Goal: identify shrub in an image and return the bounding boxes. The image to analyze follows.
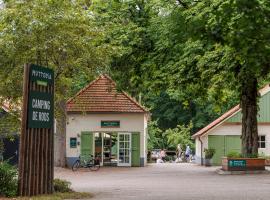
[245,153,258,158]
[227,151,241,158]
[204,148,215,159]
[0,161,18,197]
[54,178,72,193]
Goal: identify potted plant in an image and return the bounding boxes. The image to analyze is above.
[204,148,215,166]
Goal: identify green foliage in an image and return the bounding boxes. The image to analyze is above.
[147,121,163,150]
[0,0,113,121]
[244,153,258,158]
[0,161,18,197]
[0,109,20,137]
[226,151,241,158]
[53,178,72,193]
[165,122,194,150]
[204,148,216,159]
[0,140,4,155]
[227,151,259,158]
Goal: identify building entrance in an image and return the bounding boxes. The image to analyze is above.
[102,133,118,166]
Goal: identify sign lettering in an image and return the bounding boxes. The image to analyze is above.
[229,160,246,168]
[30,64,54,85]
[28,91,53,128]
[101,121,120,128]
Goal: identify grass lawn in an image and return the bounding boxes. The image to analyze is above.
[1,192,93,200]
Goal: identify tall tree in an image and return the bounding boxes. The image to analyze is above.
[148,0,270,156]
[0,0,112,166]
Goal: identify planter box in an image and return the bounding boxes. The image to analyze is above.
[222,157,265,171]
[265,159,270,166]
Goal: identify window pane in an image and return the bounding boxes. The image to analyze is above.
[261,142,266,148]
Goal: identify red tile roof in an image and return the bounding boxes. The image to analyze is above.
[192,84,270,138]
[192,105,240,138]
[66,75,147,113]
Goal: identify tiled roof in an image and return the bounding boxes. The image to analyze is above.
[66,75,147,113]
[192,84,270,138]
[192,105,240,139]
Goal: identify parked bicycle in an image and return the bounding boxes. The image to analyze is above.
[72,155,100,171]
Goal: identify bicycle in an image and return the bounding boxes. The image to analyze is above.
[72,155,100,171]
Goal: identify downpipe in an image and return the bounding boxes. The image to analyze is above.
[198,136,203,165]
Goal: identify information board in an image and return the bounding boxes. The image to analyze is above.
[27,65,54,128]
[101,120,120,128]
[229,160,246,168]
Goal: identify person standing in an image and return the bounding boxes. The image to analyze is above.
[160,149,166,162]
[176,144,182,162]
[185,145,191,162]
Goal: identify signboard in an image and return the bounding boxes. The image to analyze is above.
[101,120,120,128]
[229,160,246,168]
[27,65,54,128]
[70,138,77,148]
[30,64,54,86]
[28,91,53,128]
[18,64,54,196]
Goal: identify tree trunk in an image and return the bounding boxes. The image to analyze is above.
[241,76,258,157]
[54,100,66,167]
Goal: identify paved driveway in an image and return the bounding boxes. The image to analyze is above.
[55,163,270,200]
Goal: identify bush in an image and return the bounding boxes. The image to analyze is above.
[54,178,72,193]
[204,148,215,159]
[227,151,241,158]
[245,153,258,158]
[0,161,18,197]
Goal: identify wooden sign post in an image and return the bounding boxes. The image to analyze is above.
[18,64,54,196]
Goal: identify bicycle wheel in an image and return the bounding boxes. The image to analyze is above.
[72,160,80,171]
[90,160,100,171]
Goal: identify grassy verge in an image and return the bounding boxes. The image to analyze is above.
[1,192,93,200]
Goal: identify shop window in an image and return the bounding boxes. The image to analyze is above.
[70,138,77,148]
[258,135,266,148]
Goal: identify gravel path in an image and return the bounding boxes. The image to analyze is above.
[55,163,270,200]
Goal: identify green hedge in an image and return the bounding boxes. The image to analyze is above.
[0,161,18,197]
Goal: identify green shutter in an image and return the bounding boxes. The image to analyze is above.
[225,135,241,155]
[208,135,241,165]
[131,133,140,167]
[81,132,93,160]
[208,135,225,165]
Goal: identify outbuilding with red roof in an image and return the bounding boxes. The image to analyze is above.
[66,75,149,167]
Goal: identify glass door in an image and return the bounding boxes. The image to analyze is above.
[103,133,118,166]
[118,133,131,166]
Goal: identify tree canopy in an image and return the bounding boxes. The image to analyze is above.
[1,0,270,154]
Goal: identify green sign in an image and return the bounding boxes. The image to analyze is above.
[30,64,54,85]
[101,121,120,128]
[70,138,77,148]
[28,91,54,128]
[27,65,54,129]
[229,160,246,168]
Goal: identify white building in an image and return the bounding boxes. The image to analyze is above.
[193,84,270,165]
[66,75,149,167]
